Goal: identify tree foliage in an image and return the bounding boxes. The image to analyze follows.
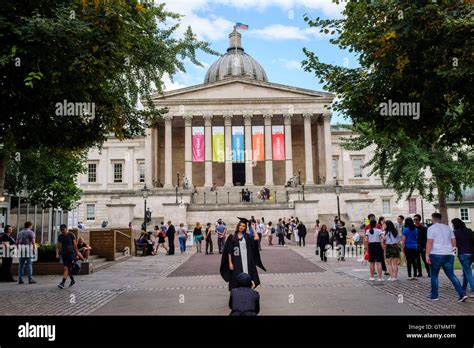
[302,0,474,220]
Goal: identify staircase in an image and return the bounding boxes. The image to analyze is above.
[317,214,351,228]
[87,252,132,273]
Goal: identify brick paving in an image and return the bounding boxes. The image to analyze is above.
[0,239,470,315]
[290,244,474,315]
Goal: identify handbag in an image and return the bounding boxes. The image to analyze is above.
[71,260,81,275]
[364,250,369,261]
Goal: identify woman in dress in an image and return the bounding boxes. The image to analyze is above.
[316,225,330,262]
[193,222,203,253]
[220,219,266,290]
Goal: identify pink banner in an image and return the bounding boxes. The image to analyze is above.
[272,126,285,160]
[192,127,205,162]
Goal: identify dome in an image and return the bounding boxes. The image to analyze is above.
[204,29,268,84]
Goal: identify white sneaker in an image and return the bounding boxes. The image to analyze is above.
[377,278,384,282]
[387,277,392,281]
[391,278,398,281]
[369,277,375,281]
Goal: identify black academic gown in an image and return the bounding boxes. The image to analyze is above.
[220,233,266,291]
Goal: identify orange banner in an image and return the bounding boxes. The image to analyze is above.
[252,126,264,161]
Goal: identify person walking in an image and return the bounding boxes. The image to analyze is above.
[193,222,203,253]
[166,221,176,255]
[16,221,37,284]
[205,222,214,255]
[178,223,187,253]
[266,221,275,246]
[451,218,474,297]
[335,221,347,261]
[402,217,419,280]
[414,214,430,277]
[297,221,307,247]
[426,213,467,302]
[0,225,16,282]
[216,220,227,254]
[276,218,285,247]
[316,225,330,262]
[365,220,384,281]
[256,218,265,251]
[382,220,402,281]
[154,225,169,255]
[56,224,80,289]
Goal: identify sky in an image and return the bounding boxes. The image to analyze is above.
[160,0,357,124]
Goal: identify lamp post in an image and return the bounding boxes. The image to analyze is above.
[141,184,150,231]
[177,172,180,189]
[334,180,341,222]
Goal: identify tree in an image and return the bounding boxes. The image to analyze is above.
[302,0,474,222]
[4,147,86,211]
[0,0,217,196]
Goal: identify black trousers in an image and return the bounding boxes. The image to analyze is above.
[278,234,285,246]
[416,248,430,276]
[0,257,14,281]
[319,245,327,261]
[405,248,418,277]
[298,235,306,247]
[206,238,213,254]
[168,238,175,255]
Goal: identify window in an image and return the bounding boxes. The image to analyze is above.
[382,199,391,215]
[408,197,417,214]
[353,158,363,178]
[87,163,97,183]
[86,204,95,221]
[138,161,145,183]
[114,163,123,183]
[332,158,338,178]
[460,208,470,222]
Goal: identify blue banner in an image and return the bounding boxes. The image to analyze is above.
[232,126,245,162]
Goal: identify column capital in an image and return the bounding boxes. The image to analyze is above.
[243,112,253,126]
[183,114,193,126]
[203,113,213,126]
[322,112,332,120]
[163,115,173,124]
[283,113,293,125]
[262,112,273,120]
[223,112,233,126]
[303,112,313,120]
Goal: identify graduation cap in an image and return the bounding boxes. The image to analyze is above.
[237,217,251,225]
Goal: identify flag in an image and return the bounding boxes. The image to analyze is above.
[235,22,248,30]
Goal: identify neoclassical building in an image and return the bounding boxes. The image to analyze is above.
[76,30,436,229]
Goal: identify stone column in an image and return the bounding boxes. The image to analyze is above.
[223,112,233,187]
[183,115,193,188]
[323,112,333,185]
[203,114,213,188]
[243,112,254,186]
[303,113,314,185]
[144,128,153,188]
[163,115,173,189]
[283,113,293,183]
[263,113,274,186]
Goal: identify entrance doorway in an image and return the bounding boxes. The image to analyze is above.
[232,163,246,186]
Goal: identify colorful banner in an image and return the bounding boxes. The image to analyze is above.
[252,126,264,161]
[272,125,285,160]
[192,127,205,162]
[212,126,225,162]
[232,126,245,162]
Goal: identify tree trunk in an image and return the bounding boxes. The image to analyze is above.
[437,183,448,225]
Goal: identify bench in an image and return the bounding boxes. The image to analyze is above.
[134,238,148,256]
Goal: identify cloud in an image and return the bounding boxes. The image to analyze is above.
[162,74,187,91]
[250,24,329,41]
[279,59,302,70]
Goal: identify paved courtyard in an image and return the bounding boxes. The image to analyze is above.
[1,236,473,315]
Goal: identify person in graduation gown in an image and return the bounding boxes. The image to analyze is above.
[220,219,266,291]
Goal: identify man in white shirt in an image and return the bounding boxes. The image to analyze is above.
[426,213,467,302]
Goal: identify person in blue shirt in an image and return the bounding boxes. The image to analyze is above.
[402,217,419,280]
